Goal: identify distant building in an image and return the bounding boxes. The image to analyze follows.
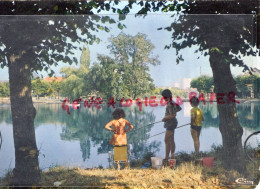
[183,102,192,117]
[44,77,64,82]
[171,78,192,89]
[171,82,180,88]
[179,78,192,89]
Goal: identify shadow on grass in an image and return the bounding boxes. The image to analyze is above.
[1,145,259,188]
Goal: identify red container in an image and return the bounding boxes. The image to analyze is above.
[202,157,214,168]
[168,159,176,169]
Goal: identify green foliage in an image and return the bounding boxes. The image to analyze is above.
[86,33,159,100]
[60,47,91,100]
[235,74,260,98]
[0,82,9,97]
[151,87,187,98]
[170,88,188,98]
[151,88,162,96]
[166,15,256,73]
[190,76,214,94]
[32,79,53,98]
[60,74,85,100]
[49,80,62,98]
[86,56,123,100]
[0,0,256,74]
[80,46,90,70]
[190,74,260,98]
[0,4,121,76]
[257,77,260,93]
[108,33,160,67]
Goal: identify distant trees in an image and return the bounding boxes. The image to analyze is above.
[6,33,158,102]
[151,87,187,98]
[235,74,260,98]
[190,76,213,96]
[80,46,90,70]
[107,33,160,99]
[60,46,90,101]
[191,75,260,98]
[32,34,160,101]
[61,33,160,100]
[31,78,62,99]
[86,55,124,100]
[0,78,62,99]
[0,82,9,97]
[50,80,62,99]
[31,79,52,99]
[60,67,86,101]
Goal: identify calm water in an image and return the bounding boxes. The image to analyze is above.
[0,101,259,176]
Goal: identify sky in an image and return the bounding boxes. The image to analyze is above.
[0,10,259,87]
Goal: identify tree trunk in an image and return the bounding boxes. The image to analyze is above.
[209,51,246,173]
[8,51,40,186]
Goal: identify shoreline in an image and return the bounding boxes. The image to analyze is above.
[0,97,259,105]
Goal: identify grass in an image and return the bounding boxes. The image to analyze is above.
[0,146,259,188]
[0,162,255,188]
[39,163,238,188]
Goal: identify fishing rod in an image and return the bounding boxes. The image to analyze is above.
[148,123,191,139]
[131,121,163,133]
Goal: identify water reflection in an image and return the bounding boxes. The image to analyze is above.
[0,102,259,176]
[200,102,219,128]
[0,106,12,124]
[34,104,159,162]
[237,102,260,130]
[198,102,260,130]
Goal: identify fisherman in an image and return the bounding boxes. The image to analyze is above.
[190,96,204,158]
[161,89,182,165]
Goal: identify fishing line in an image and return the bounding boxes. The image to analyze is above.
[148,123,191,139]
[127,123,191,148]
[125,123,191,163]
[131,121,163,133]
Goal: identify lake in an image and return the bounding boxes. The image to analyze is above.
[0,101,259,177]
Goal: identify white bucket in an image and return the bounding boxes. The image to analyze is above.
[151,157,163,169]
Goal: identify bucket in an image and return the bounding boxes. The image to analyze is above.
[168,159,176,169]
[202,157,214,168]
[195,158,203,166]
[151,157,163,169]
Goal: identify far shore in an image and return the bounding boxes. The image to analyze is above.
[0,97,259,105]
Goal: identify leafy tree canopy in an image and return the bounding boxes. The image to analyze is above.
[190,75,213,94]
[0,1,128,77]
[108,33,160,68]
[86,33,159,100]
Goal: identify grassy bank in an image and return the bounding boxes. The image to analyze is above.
[0,163,245,188]
[0,146,258,188]
[0,155,257,188]
[40,163,243,188]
